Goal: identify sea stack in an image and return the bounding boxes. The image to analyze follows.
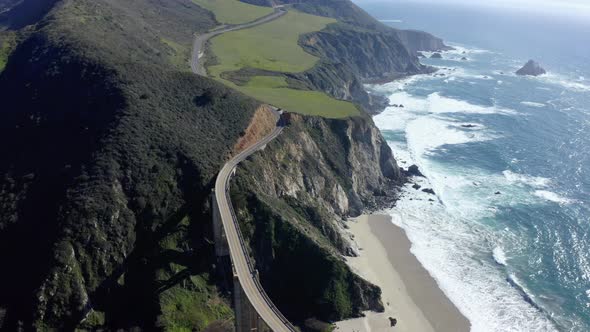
[516,60,546,76]
[430,52,443,59]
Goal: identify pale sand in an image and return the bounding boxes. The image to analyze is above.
[335,214,470,332]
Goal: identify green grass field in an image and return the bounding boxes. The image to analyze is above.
[191,0,273,25]
[208,11,335,77]
[206,11,357,118]
[0,33,17,73]
[235,76,359,118]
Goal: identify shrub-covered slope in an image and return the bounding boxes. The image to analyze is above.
[0,0,260,330]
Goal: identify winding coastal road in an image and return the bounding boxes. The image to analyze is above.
[214,111,297,332]
[190,6,296,332]
[191,7,286,76]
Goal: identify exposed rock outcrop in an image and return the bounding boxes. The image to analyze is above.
[300,24,427,81]
[430,52,443,59]
[231,113,402,325]
[516,60,546,76]
[287,61,389,114]
[422,188,436,195]
[405,164,425,177]
[394,29,453,54]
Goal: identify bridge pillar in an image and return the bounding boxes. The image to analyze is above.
[211,190,229,257]
[0,307,5,329]
[233,274,271,332]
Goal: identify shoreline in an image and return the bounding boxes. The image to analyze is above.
[336,214,470,332]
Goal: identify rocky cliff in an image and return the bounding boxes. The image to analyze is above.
[230,113,403,329]
[241,0,451,55]
[394,29,453,54]
[236,0,444,113]
[286,60,389,114]
[301,24,428,82]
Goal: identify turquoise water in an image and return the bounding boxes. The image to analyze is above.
[360,2,590,331]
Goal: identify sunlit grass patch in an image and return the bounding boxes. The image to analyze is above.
[192,0,273,25]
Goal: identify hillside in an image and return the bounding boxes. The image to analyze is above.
[0,0,259,330]
[232,0,446,114]
[0,0,447,330]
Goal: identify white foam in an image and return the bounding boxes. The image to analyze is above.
[493,246,508,266]
[539,73,590,92]
[534,190,573,204]
[406,117,492,158]
[521,101,546,108]
[386,185,558,332]
[373,80,558,331]
[388,90,515,115]
[502,170,551,188]
[445,43,492,55]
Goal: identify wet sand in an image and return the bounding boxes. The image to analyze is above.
[335,214,470,332]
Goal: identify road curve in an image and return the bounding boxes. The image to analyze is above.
[191,7,287,76]
[191,6,296,332]
[214,110,297,332]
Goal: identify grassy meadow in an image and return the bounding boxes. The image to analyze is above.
[0,32,16,73]
[235,76,359,118]
[205,11,358,118]
[208,11,335,77]
[191,0,272,25]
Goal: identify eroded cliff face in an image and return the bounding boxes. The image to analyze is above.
[287,61,388,114]
[301,25,426,81]
[394,29,453,54]
[231,114,402,329]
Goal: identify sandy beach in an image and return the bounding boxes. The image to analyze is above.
[336,214,470,332]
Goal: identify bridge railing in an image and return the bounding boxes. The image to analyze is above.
[222,129,298,332]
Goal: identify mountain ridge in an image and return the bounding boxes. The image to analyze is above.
[0,0,447,330]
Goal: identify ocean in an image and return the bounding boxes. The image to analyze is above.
[358,2,590,331]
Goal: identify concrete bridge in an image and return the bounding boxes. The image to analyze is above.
[191,6,295,330]
[211,110,296,332]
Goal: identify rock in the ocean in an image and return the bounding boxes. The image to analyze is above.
[417,51,426,58]
[516,60,546,76]
[422,188,436,195]
[430,52,443,59]
[412,184,421,190]
[406,164,425,177]
[461,57,468,61]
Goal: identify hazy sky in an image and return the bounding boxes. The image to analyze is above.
[352,0,590,18]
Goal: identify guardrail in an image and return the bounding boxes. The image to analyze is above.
[222,126,298,331]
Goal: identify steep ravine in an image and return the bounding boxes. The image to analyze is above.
[231,114,404,330]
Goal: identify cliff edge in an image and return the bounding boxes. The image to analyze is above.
[231,113,402,329]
